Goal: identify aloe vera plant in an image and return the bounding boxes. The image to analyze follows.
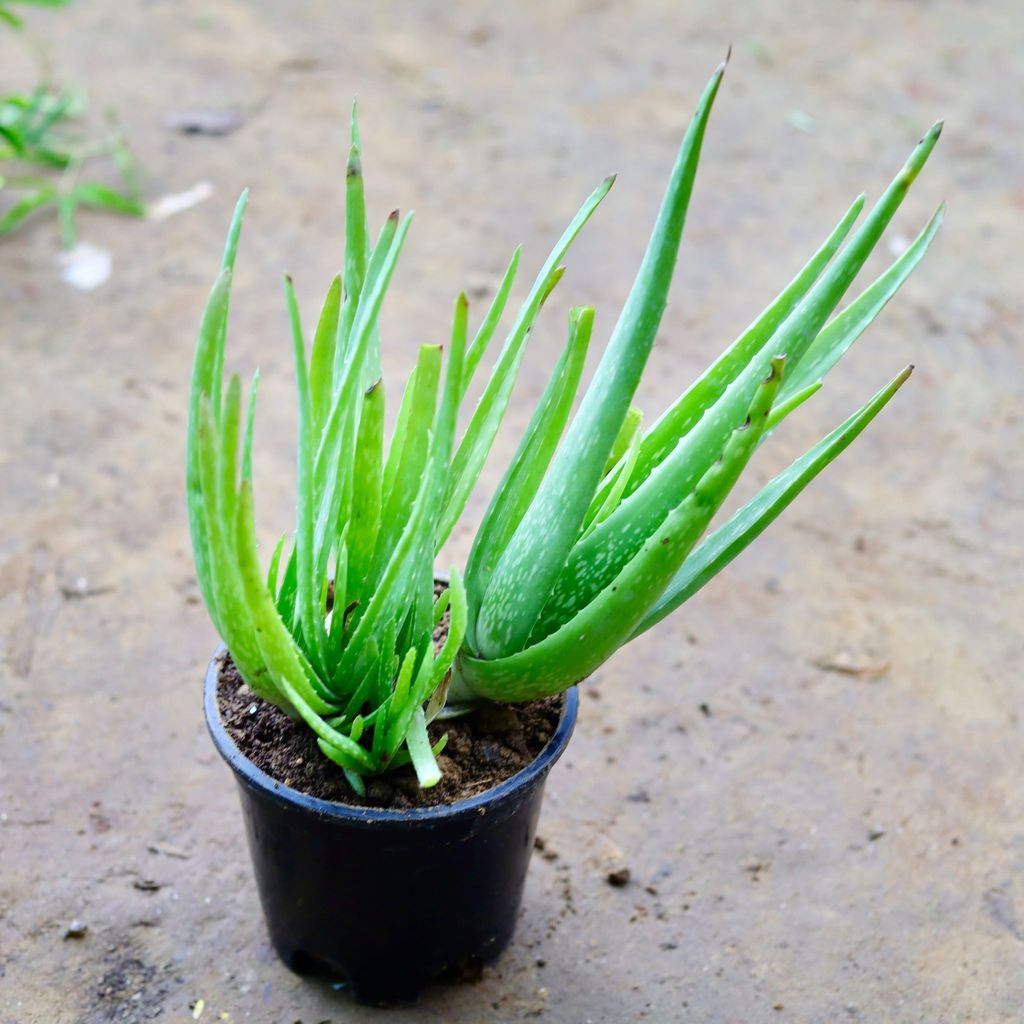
[188,63,942,793]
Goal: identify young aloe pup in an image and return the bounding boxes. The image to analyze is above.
[188,61,942,795]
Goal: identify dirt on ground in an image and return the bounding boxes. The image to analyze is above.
[2,2,1022,1022]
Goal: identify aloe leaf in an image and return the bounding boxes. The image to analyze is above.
[405,707,441,787]
[438,174,616,545]
[333,447,437,689]
[234,480,338,714]
[218,375,242,533]
[458,356,785,700]
[476,60,727,660]
[618,192,865,502]
[632,365,913,637]
[580,421,643,539]
[308,275,342,436]
[210,190,248,422]
[186,270,233,632]
[196,399,281,706]
[265,532,286,596]
[536,122,942,640]
[764,379,821,433]
[463,307,593,648]
[241,369,259,482]
[604,406,643,475]
[284,274,327,676]
[382,364,418,509]
[346,377,384,603]
[461,247,520,396]
[373,344,440,576]
[778,204,944,403]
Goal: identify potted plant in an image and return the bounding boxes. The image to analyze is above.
[188,60,942,1004]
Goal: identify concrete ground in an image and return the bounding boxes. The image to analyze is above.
[2,1,1022,1021]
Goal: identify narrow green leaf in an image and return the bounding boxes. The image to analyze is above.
[308,275,342,437]
[632,366,913,636]
[604,406,643,475]
[241,369,259,482]
[778,204,944,403]
[74,181,144,216]
[283,273,327,675]
[618,192,865,501]
[461,247,520,396]
[0,184,56,235]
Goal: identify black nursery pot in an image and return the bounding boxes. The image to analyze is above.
[204,649,578,1004]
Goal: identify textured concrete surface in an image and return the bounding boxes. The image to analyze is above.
[2,1,1022,1021]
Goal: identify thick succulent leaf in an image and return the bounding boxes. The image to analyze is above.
[346,378,384,604]
[186,270,233,632]
[618,192,866,502]
[476,60,727,660]
[632,365,913,637]
[240,369,259,482]
[234,481,338,714]
[778,204,944,403]
[463,307,593,649]
[308,275,342,437]
[457,357,785,700]
[211,190,249,421]
[284,274,328,676]
[196,398,275,701]
[404,708,441,787]
[534,122,942,640]
[604,406,643,475]
[374,345,440,577]
[438,174,616,545]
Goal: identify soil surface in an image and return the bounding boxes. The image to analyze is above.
[217,653,562,808]
[3,2,1022,1022]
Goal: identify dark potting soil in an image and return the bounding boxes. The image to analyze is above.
[216,655,563,810]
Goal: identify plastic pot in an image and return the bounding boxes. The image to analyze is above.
[204,647,578,1004]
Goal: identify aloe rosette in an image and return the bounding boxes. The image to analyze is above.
[188,62,943,791]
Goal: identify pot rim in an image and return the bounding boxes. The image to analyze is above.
[204,644,579,824]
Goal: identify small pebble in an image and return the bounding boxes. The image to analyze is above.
[64,920,88,939]
[606,867,631,888]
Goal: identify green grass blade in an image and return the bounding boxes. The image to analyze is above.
[476,61,727,660]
